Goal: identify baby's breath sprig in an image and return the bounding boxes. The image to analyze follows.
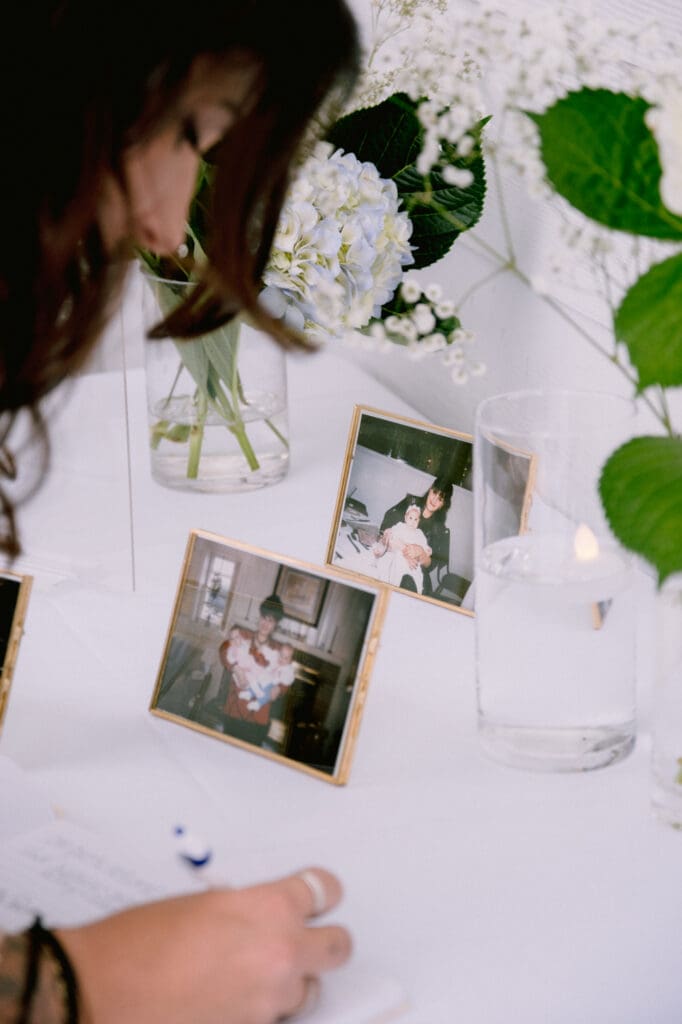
[362,276,485,385]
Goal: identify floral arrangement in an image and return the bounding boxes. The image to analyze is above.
[259,142,414,337]
[139,6,491,480]
[364,0,682,586]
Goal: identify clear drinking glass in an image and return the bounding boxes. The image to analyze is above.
[473,389,636,772]
[651,572,682,827]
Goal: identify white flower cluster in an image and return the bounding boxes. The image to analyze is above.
[361,1,682,321]
[362,0,682,193]
[261,141,413,340]
[362,276,485,386]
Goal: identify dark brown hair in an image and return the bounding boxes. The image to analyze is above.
[420,477,454,521]
[0,0,359,554]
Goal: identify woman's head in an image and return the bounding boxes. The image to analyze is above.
[421,477,453,519]
[97,55,261,258]
[4,1,358,401]
[0,0,358,552]
[257,593,284,638]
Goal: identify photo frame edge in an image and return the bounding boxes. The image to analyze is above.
[149,705,352,784]
[148,530,200,713]
[332,583,391,783]
[148,527,390,785]
[0,572,33,727]
[324,404,365,568]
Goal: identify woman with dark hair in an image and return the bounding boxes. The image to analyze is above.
[0,2,359,1021]
[379,476,453,594]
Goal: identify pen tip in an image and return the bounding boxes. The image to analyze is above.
[173,824,213,868]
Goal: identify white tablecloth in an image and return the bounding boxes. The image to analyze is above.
[2,349,680,1024]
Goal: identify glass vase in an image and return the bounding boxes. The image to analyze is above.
[651,572,682,828]
[143,274,289,493]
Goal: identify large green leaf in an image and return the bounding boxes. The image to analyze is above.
[615,252,682,390]
[599,435,682,583]
[328,93,487,269]
[529,89,682,240]
[326,92,423,179]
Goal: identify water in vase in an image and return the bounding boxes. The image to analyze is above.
[475,533,636,771]
[149,389,289,493]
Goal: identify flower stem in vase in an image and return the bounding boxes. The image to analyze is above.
[186,389,208,479]
[144,274,289,492]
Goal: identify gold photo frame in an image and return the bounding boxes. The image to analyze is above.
[149,529,388,785]
[0,572,32,734]
[326,406,475,614]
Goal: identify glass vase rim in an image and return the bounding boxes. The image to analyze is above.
[475,387,636,429]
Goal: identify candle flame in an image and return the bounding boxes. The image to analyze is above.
[574,523,599,562]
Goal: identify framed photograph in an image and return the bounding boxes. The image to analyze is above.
[326,406,476,614]
[0,572,32,734]
[149,530,388,785]
[274,566,329,626]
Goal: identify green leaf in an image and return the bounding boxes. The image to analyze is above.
[328,93,487,269]
[326,92,423,179]
[395,158,486,269]
[599,435,682,583]
[529,89,682,240]
[615,252,682,390]
[171,337,210,394]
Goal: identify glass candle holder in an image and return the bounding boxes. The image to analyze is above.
[651,572,682,827]
[473,389,636,772]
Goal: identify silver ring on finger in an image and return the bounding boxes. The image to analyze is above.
[297,869,327,917]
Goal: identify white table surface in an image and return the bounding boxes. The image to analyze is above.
[2,348,681,1024]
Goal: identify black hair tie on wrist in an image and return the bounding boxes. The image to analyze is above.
[18,917,79,1024]
[17,919,42,1024]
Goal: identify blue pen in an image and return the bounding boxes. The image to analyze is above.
[174,824,213,867]
[173,825,225,889]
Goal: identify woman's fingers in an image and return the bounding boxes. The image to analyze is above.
[297,924,352,973]
[279,974,323,1021]
[277,927,351,1021]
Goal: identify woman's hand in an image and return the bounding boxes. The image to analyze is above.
[56,867,351,1024]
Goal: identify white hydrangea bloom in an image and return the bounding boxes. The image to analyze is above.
[262,142,414,339]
